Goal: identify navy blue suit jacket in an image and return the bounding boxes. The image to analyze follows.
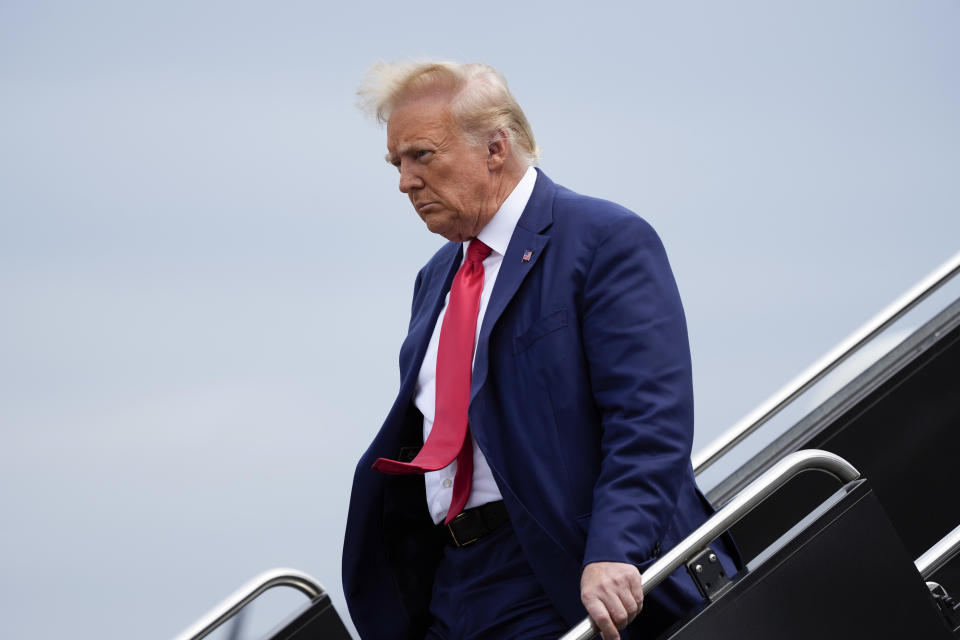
[342,171,737,639]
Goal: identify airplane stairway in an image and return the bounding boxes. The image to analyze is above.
[658,479,957,639]
[175,450,960,639]
[174,251,960,639]
[699,254,960,599]
[560,449,960,639]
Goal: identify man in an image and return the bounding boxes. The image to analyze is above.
[342,61,738,640]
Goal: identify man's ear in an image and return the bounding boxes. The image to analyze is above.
[486,129,509,171]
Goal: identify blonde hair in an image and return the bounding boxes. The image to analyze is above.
[357,60,540,166]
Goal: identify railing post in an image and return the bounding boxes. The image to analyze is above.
[559,449,860,640]
[916,523,960,580]
[172,568,325,640]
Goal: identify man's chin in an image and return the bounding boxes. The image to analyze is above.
[435,229,467,243]
[421,215,462,242]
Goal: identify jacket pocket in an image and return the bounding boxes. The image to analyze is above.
[513,309,568,354]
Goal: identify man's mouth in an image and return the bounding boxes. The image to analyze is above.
[416,201,437,213]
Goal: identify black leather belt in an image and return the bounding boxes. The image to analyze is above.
[444,501,509,548]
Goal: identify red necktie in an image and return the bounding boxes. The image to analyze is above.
[373,239,493,524]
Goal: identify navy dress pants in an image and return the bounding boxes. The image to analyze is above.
[425,520,570,640]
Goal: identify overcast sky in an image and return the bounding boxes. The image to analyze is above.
[1,2,958,638]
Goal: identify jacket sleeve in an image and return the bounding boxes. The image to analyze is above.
[580,213,695,568]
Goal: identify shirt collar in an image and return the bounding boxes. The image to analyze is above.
[467,165,538,257]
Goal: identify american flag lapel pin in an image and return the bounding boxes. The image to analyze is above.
[521,249,533,263]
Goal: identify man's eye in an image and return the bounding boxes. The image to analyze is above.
[415,150,432,160]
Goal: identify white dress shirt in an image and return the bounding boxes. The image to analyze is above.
[414,165,538,524]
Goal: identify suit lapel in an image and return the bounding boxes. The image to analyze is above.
[471,170,556,400]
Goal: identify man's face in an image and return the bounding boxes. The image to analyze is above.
[386,91,498,243]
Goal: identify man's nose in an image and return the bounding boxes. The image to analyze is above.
[398,162,422,193]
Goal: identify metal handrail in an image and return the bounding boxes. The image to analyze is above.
[559,449,860,640]
[172,568,325,640]
[915,523,960,580]
[693,250,960,476]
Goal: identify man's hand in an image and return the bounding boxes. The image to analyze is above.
[580,561,644,640]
